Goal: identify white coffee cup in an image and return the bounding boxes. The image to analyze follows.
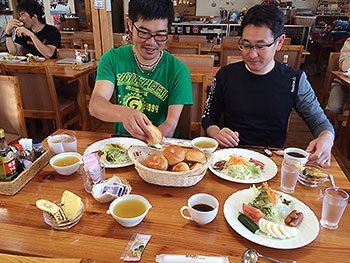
[283,147,309,165]
[48,131,77,154]
[180,193,219,225]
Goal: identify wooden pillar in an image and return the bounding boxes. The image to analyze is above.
[90,0,113,59]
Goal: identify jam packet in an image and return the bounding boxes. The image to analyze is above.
[120,233,151,262]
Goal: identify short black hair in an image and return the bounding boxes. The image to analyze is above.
[128,0,174,30]
[241,4,284,39]
[17,0,46,24]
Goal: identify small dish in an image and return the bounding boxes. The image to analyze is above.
[106,194,152,227]
[43,201,84,230]
[191,137,218,153]
[50,152,82,175]
[298,164,329,187]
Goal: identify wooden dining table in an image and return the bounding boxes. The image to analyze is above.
[0,130,349,262]
[0,59,98,131]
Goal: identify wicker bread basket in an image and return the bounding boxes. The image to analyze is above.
[128,145,213,187]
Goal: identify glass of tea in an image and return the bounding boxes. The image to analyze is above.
[180,193,219,225]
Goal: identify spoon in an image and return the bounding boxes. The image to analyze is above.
[328,174,338,189]
[242,248,297,263]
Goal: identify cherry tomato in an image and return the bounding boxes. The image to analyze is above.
[242,203,265,222]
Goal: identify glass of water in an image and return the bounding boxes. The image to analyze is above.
[280,158,300,194]
[320,187,349,229]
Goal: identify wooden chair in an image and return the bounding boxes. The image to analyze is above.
[167,42,201,54]
[226,55,243,65]
[321,52,341,107]
[113,33,130,47]
[173,54,214,67]
[178,35,207,43]
[177,74,207,139]
[275,45,304,69]
[1,64,79,135]
[222,36,241,44]
[220,44,241,66]
[0,75,27,143]
[284,37,292,45]
[72,31,94,49]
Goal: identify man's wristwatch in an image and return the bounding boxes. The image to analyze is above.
[5,33,12,38]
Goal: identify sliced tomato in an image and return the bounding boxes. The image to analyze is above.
[242,203,265,222]
[249,158,265,169]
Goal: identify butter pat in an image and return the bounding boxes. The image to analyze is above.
[61,190,82,220]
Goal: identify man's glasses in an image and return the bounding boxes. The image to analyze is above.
[238,35,281,51]
[133,23,168,42]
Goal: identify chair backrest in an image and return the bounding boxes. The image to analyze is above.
[221,44,241,66]
[177,74,207,139]
[226,55,243,65]
[174,54,214,67]
[167,42,201,54]
[178,35,207,43]
[0,75,27,143]
[321,52,341,107]
[113,33,130,47]
[284,37,292,45]
[275,45,304,69]
[72,31,94,49]
[222,36,241,44]
[57,48,96,60]
[0,63,78,129]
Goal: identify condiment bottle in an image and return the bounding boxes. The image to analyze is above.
[83,44,91,63]
[0,128,18,181]
[283,54,289,66]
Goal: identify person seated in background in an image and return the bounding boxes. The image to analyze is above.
[89,0,193,141]
[326,37,350,131]
[5,0,61,59]
[201,4,334,167]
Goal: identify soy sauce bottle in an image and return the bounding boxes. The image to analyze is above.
[0,128,18,181]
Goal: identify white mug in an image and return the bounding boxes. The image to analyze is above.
[180,193,219,225]
[283,147,309,165]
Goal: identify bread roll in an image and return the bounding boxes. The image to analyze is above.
[172,162,190,172]
[190,162,203,170]
[186,149,206,164]
[146,124,163,146]
[143,153,168,171]
[163,145,186,165]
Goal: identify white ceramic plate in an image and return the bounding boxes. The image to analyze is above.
[223,188,320,249]
[209,148,278,183]
[84,137,147,168]
[0,52,8,58]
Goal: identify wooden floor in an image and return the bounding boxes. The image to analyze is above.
[94,73,350,178]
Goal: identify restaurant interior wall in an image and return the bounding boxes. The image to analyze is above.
[122,0,319,17]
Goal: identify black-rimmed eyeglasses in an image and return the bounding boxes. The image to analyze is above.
[238,35,281,51]
[133,23,168,42]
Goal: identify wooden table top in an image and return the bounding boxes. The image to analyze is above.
[1,130,349,262]
[0,59,98,80]
[331,70,350,86]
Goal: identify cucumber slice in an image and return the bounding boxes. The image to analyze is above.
[238,212,259,234]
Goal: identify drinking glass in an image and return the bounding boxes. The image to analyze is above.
[320,187,349,229]
[280,158,300,193]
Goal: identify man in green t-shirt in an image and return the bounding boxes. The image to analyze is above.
[89,0,193,141]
